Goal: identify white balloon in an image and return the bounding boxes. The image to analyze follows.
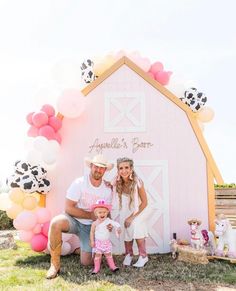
[33,136,48,151]
[166,76,185,98]
[25,149,42,165]
[42,150,57,165]
[48,140,60,155]
[0,193,12,211]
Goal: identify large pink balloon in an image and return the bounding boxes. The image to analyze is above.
[150,62,164,74]
[27,125,39,137]
[31,233,48,252]
[155,71,172,86]
[35,208,51,224]
[15,211,37,231]
[32,111,49,128]
[38,125,55,140]
[57,89,85,118]
[19,230,34,242]
[42,221,50,237]
[41,104,55,117]
[26,112,35,125]
[48,116,62,132]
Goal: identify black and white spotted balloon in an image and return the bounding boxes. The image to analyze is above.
[81,59,96,84]
[180,87,207,112]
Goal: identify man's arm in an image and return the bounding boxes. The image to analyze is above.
[65,198,96,220]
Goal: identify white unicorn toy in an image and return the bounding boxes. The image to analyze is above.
[215,214,236,258]
[188,218,215,255]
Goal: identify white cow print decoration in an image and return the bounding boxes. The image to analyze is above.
[180,87,207,112]
[81,59,96,84]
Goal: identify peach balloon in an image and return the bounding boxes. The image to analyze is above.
[22,196,38,210]
[9,188,26,204]
[6,203,23,219]
[0,193,12,211]
[197,107,215,123]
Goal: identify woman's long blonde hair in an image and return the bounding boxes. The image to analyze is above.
[116,157,137,209]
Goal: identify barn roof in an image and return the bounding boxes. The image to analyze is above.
[80,56,223,184]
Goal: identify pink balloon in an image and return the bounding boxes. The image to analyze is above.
[35,208,51,224]
[19,230,34,242]
[14,211,37,231]
[147,72,155,79]
[27,125,39,137]
[32,111,49,128]
[42,221,50,237]
[41,104,55,117]
[33,223,42,234]
[57,89,85,118]
[31,233,48,252]
[61,241,72,256]
[150,62,164,74]
[68,234,80,253]
[54,132,62,144]
[26,112,35,125]
[48,116,62,132]
[155,71,172,86]
[38,125,55,140]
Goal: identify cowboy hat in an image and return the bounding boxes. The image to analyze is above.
[84,154,114,171]
[187,218,202,225]
[91,199,112,211]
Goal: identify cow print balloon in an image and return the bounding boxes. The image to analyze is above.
[180,87,207,112]
[81,59,97,84]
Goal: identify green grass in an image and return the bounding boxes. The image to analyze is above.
[1,241,236,290]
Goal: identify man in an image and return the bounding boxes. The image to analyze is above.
[46,154,113,279]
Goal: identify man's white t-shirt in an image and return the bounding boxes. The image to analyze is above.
[66,174,112,225]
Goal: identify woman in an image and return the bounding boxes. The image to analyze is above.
[113,157,149,268]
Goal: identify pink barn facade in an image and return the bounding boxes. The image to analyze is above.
[46,57,223,254]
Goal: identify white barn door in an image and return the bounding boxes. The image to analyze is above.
[109,160,170,254]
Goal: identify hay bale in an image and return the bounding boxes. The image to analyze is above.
[177,245,209,264]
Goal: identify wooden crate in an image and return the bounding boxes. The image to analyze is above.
[215,189,236,228]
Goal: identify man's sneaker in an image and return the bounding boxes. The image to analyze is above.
[123,254,133,266]
[133,256,148,268]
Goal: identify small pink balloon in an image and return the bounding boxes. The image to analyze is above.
[54,132,62,144]
[68,234,80,253]
[26,112,35,125]
[14,211,37,231]
[35,208,51,224]
[155,71,172,86]
[27,125,39,137]
[33,223,42,234]
[150,62,164,74]
[48,116,62,132]
[42,221,50,237]
[38,125,55,140]
[147,72,155,79]
[41,104,55,117]
[32,111,49,128]
[31,233,48,252]
[61,241,72,256]
[19,230,34,242]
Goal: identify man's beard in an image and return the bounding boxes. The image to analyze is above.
[92,171,102,180]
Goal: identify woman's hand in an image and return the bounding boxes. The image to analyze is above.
[124,216,134,228]
[90,240,95,248]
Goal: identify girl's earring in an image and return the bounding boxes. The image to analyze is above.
[129,172,133,180]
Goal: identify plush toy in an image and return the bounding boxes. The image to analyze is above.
[180,87,207,112]
[215,214,236,258]
[188,218,215,255]
[81,59,96,84]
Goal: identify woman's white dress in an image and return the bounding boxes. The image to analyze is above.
[112,179,150,241]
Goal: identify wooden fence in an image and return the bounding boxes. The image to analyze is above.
[215,188,236,228]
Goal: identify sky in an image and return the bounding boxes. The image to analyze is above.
[0,0,235,186]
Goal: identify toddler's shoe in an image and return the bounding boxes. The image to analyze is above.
[123,254,133,266]
[133,256,148,268]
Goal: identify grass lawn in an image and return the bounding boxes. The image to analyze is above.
[1,241,236,290]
